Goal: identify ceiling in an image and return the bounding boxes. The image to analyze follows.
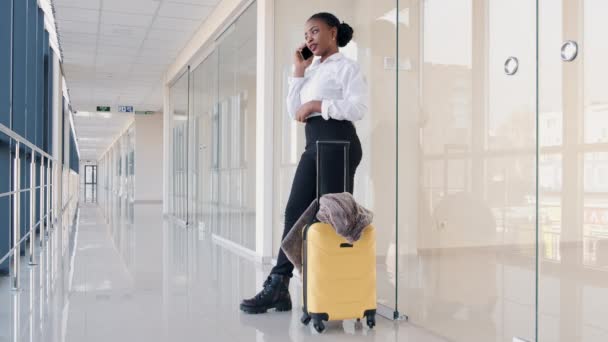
[72,111,135,162]
[53,0,220,161]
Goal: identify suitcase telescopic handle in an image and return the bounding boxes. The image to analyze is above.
[315,140,350,206]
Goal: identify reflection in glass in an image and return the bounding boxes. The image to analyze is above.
[174,2,258,249]
[537,1,608,341]
[397,0,537,340]
[170,73,190,222]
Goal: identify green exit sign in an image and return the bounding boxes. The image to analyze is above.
[96,106,111,112]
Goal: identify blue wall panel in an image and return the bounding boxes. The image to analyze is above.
[11,0,26,137]
[36,9,44,150]
[69,128,79,173]
[34,157,40,232]
[33,11,46,231]
[26,0,37,144]
[48,49,53,154]
[0,0,11,127]
[62,98,66,165]
[19,153,30,249]
[44,33,51,154]
[0,0,13,274]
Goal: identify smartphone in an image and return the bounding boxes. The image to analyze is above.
[300,46,313,60]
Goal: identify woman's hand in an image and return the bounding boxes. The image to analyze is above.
[295,101,322,122]
[294,43,313,77]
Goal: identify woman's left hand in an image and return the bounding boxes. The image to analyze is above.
[296,101,322,122]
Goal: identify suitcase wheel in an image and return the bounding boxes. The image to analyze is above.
[313,319,325,333]
[300,312,311,326]
[366,314,376,329]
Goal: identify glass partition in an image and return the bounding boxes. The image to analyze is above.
[397,1,538,340]
[538,1,608,341]
[180,2,257,249]
[213,2,257,249]
[190,51,218,231]
[162,1,608,339]
[170,72,190,222]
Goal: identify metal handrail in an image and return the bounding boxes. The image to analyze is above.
[0,193,76,265]
[0,122,55,161]
[0,185,52,199]
[61,193,76,213]
[0,213,50,265]
[0,123,67,290]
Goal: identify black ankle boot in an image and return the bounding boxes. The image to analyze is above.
[240,274,292,314]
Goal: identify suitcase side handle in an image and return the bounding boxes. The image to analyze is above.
[315,140,350,207]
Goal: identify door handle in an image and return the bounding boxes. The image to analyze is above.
[561,40,579,62]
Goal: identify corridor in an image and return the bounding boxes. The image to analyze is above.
[0,198,445,342]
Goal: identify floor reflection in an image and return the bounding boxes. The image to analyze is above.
[81,184,98,204]
[0,198,447,342]
[2,194,607,341]
[0,199,78,342]
[392,244,608,342]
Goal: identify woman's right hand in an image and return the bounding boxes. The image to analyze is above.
[293,43,313,77]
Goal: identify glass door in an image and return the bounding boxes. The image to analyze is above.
[184,2,257,245]
[538,1,608,341]
[397,0,538,341]
[170,72,190,223]
[84,165,97,203]
[190,50,219,231]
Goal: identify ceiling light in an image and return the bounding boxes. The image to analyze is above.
[74,111,114,119]
[78,137,104,142]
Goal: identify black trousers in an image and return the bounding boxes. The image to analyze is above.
[271,116,363,277]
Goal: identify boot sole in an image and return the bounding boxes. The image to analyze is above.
[240,301,292,314]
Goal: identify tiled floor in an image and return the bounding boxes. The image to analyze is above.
[0,201,445,342]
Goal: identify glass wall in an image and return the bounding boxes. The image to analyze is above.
[189,51,218,231]
[169,72,190,222]
[538,1,608,341]
[397,0,538,340]
[169,2,257,249]
[274,0,540,340]
[98,122,136,218]
[126,125,135,202]
[162,1,608,340]
[81,164,98,203]
[212,3,257,249]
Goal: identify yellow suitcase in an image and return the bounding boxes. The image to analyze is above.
[300,141,377,333]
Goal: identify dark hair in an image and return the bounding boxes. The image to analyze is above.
[308,12,353,47]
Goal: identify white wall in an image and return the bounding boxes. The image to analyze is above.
[134,113,163,202]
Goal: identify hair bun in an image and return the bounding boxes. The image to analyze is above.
[337,22,354,47]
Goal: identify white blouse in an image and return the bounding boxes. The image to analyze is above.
[286,52,368,122]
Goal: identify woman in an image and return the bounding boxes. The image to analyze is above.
[240,12,367,314]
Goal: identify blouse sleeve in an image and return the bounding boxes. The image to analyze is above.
[286,76,306,120]
[320,63,368,121]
